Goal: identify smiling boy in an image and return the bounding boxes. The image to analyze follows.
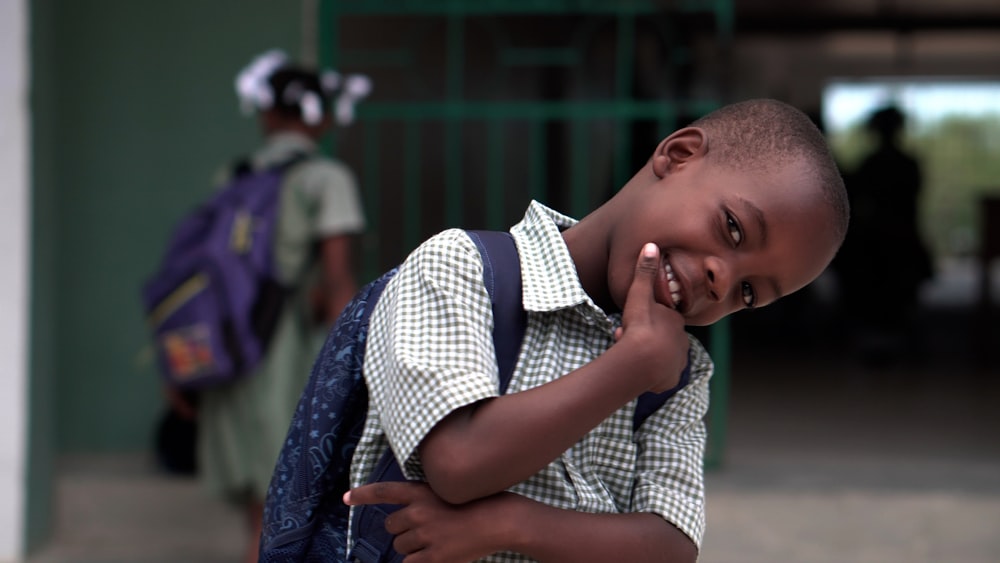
[341,98,849,562]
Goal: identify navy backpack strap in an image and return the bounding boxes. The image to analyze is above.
[466,230,526,392]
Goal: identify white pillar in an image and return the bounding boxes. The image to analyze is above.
[0,0,29,559]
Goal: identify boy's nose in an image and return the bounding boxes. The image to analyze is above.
[704,256,731,303]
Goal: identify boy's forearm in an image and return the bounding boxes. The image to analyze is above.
[419,340,656,503]
[344,483,699,563]
[503,493,698,563]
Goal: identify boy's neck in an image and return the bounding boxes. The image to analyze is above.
[561,219,616,314]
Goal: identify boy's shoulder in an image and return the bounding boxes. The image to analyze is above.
[409,228,481,264]
[423,227,479,246]
[386,229,493,297]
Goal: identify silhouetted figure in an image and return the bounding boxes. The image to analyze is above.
[835,106,933,365]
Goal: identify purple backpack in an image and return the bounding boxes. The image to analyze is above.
[141,155,305,390]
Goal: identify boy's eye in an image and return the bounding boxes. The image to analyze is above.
[726,213,743,245]
[741,282,756,308]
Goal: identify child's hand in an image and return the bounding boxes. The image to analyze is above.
[344,482,513,562]
[615,242,689,393]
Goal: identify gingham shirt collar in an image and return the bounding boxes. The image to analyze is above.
[513,201,619,331]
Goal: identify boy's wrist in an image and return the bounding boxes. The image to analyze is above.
[603,336,675,395]
[496,492,536,554]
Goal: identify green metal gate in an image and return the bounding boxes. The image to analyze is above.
[317,0,732,468]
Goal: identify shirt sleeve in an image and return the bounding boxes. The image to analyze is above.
[632,334,713,549]
[363,229,500,479]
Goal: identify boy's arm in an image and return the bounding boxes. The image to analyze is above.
[346,359,710,561]
[418,242,690,503]
[344,482,698,563]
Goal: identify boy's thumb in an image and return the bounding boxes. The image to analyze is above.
[633,243,660,285]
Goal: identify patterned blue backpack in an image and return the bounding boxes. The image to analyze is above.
[141,155,304,390]
[260,230,524,562]
[260,230,691,562]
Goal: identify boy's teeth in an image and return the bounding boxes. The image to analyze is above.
[664,262,682,306]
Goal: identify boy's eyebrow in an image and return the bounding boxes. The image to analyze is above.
[737,196,768,246]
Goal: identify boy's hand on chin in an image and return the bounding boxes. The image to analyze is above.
[615,243,689,394]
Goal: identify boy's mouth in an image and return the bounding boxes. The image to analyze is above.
[663,258,684,312]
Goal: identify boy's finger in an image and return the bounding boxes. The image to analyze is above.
[343,482,420,506]
[626,242,660,307]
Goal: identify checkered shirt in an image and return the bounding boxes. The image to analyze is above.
[350,201,713,561]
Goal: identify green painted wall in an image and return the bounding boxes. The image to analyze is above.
[28,0,56,550]
[34,0,305,453]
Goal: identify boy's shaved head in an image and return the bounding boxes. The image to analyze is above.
[690,99,850,243]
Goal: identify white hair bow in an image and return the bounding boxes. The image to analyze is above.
[234,49,373,126]
[235,49,289,114]
[335,74,373,125]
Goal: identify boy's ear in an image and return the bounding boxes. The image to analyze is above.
[651,127,707,178]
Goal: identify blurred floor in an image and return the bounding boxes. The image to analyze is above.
[696,268,1000,563]
[28,455,245,563]
[28,293,1000,562]
[699,354,1000,563]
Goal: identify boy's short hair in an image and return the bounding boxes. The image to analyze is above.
[690,99,850,243]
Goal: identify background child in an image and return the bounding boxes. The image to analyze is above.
[342,98,849,561]
[181,50,369,563]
